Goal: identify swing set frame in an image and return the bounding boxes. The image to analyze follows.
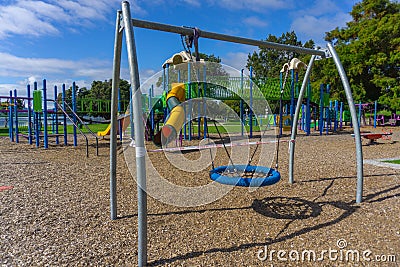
[110,2,364,266]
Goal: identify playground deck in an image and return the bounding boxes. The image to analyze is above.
[1,127,399,266]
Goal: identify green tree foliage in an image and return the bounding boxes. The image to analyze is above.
[317,0,400,111]
[246,31,315,85]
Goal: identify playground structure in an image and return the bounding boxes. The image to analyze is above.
[1,80,99,157]
[110,2,364,266]
[354,101,400,127]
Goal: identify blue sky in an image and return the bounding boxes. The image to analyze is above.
[0,0,358,98]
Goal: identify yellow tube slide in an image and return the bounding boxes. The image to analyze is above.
[153,83,186,146]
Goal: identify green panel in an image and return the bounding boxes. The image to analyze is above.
[323,93,330,106]
[33,90,42,112]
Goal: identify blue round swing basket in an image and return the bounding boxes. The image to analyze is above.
[209,165,280,187]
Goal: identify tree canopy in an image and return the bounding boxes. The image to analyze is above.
[246,31,315,86]
[315,0,400,111]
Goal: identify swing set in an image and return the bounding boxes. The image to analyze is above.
[110,2,364,266]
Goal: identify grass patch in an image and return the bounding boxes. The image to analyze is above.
[383,159,400,164]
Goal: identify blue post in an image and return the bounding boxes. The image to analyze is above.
[373,101,377,128]
[72,82,77,146]
[249,66,253,138]
[334,100,338,132]
[62,84,68,145]
[27,84,32,145]
[9,91,13,142]
[339,102,343,129]
[319,84,324,135]
[305,82,311,136]
[54,85,59,145]
[240,69,244,136]
[43,79,48,149]
[328,100,332,132]
[358,101,362,127]
[34,82,40,147]
[326,85,331,135]
[14,89,19,143]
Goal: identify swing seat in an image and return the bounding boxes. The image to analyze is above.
[209,165,280,187]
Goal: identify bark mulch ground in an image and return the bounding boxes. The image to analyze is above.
[1,126,399,266]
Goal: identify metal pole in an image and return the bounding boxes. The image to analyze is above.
[34,82,39,148]
[373,100,377,128]
[249,66,253,138]
[62,84,68,145]
[305,82,311,136]
[319,84,324,135]
[132,19,326,57]
[27,85,32,145]
[240,69,244,137]
[110,10,123,221]
[14,89,19,143]
[72,82,77,146]
[188,62,192,141]
[327,43,363,203]
[43,79,48,149]
[9,91,13,142]
[203,65,207,139]
[289,55,316,184]
[54,85,59,145]
[334,100,338,132]
[122,2,148,266]
[340,102,343,129]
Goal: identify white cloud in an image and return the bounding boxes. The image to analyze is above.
[0,52,115,96]
[222,51,251,73]
[288,0,352,44]
[0,52,109,76]
[243,16,268,28]
[291,12,351,44]
[182,0,201,7]
[0,5,59,38]
[0,0,137,39]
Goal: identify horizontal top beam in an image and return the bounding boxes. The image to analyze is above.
[132,19,326,57]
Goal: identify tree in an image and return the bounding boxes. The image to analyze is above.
[246,31,315,86]
[317,0,400,111]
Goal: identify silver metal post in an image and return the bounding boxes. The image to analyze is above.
[288,55,316,184]
[327,43,363,203]
[132,19,326,57]
[122,1,147,266]
[110,10,123,220]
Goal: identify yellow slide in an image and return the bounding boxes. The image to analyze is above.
[97,113,131,137]
[153,83,186,146]
[97,123,112,137]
